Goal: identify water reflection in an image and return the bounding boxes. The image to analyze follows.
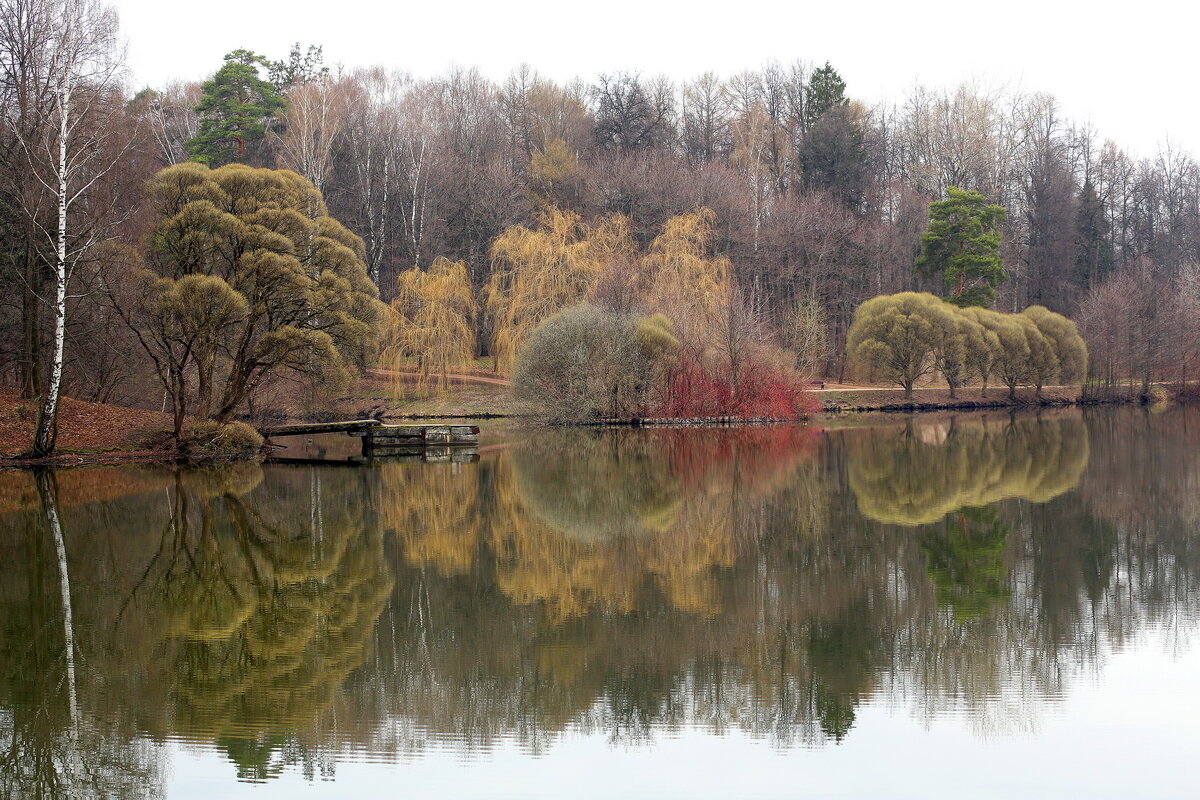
[2,408,1200,794]
[846,412,1089,525]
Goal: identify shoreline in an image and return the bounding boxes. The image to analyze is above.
[0,383,1172,470]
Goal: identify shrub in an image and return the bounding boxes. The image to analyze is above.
[513,304,675,420]
[180,420,265,459]
[661,362,820,420]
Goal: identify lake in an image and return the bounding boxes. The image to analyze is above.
[2,406,1198,798]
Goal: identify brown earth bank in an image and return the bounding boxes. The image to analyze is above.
[0,388,176,467]
[819,385,1083,413]
[818,383,1156,413]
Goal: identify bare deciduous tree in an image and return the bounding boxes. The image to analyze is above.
[6,0,125,456]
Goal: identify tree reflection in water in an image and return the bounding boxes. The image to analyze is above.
[1,462,392,793]
[846,412,1089,526]
[2,407,1200,790]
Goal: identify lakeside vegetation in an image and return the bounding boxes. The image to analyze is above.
[3,1,1200,459]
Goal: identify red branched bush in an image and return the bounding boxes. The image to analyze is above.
[658,363,821,420]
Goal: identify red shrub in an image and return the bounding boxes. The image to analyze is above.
[658,363,820,420]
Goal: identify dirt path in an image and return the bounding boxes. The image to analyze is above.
[370,368,512,387]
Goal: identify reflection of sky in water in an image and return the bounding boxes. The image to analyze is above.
[165,644,1200,799]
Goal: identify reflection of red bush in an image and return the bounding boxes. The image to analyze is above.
[655,425,823,492]
[659,364,821,420]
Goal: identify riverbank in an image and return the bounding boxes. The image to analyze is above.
[0,388,177,468]
[0,378,1165,469]
[816,384,1143,413]
[335,375,1154,421]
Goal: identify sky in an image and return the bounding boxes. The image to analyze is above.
[114,0,1196,159]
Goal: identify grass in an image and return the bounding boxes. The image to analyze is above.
[333,373,519,418]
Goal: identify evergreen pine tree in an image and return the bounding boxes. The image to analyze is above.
[186,50,286,166]
[915,187,1007,307]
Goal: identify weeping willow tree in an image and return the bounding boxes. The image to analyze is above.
[1022,305,1088,386]
[485,208,634,371]
[847,292,951,397]
[383,257,476,390]
[973,311,1055,399]
[484,206,732,374]
[641,207,730,331]
[122,163,387,437]
[934,311,993,399]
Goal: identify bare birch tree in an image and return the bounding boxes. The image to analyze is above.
[341,67,407,285]
[275,75,347,193]
[9,0,125,457]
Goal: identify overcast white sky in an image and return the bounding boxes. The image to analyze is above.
[115,0,1195,158]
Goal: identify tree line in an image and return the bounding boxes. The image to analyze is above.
[5,4,1200,448]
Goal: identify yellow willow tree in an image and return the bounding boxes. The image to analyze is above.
[384,257,476,390]
[641,207,731,361]
[485,208,634,372]
[643,207,730,315]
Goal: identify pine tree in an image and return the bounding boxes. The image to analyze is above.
[915,187,1007,307]
[802,62,848,131]
[801,104,867,208]
[186,50,286,166]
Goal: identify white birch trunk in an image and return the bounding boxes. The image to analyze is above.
[32,82,70,457]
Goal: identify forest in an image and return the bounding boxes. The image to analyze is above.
[4,0,1200,454]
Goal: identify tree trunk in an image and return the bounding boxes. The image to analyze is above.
[20,238,42,399]
[31,87,71,458]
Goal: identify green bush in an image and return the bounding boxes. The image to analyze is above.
[513,303,676,420]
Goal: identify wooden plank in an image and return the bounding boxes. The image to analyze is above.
[262,419,381,437]
[351,423,479,440]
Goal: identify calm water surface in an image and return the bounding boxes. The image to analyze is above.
[2,407,1199,798]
